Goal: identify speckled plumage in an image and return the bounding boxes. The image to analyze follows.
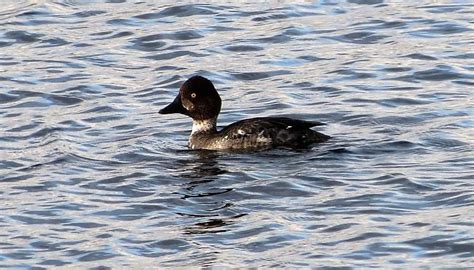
[160,76,330,150]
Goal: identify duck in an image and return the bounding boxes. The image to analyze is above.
[159,76,330,150]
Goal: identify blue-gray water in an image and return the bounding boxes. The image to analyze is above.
[1,1,473,268]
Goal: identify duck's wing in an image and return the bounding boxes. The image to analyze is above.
[219,117,326,140]
[219,117,279,139]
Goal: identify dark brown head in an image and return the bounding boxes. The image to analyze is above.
[159,76,222,120]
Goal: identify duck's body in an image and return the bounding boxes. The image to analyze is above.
[159,76,330,150]
[188,117,328,150]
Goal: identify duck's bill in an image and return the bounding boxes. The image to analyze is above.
[159,94,188,115]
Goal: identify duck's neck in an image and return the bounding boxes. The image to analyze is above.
[191,117,218,135]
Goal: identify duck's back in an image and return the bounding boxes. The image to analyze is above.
[213,117,329,150]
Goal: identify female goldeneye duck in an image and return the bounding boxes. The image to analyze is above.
[159,75,330,150]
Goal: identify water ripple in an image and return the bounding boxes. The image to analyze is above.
[0,1,473,269]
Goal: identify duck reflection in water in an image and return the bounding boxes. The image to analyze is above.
[173,150,246,236]
[173,150,227,180]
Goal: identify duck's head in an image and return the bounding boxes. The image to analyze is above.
[159,76,222,120]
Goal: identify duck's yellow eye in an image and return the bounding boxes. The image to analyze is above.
[191,93,197,98]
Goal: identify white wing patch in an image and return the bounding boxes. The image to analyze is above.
[257,130,272,143]
[257,136,272,143]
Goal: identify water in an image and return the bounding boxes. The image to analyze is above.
[1,0,473,268]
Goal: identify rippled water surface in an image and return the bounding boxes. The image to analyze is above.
[1,0,474,268]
